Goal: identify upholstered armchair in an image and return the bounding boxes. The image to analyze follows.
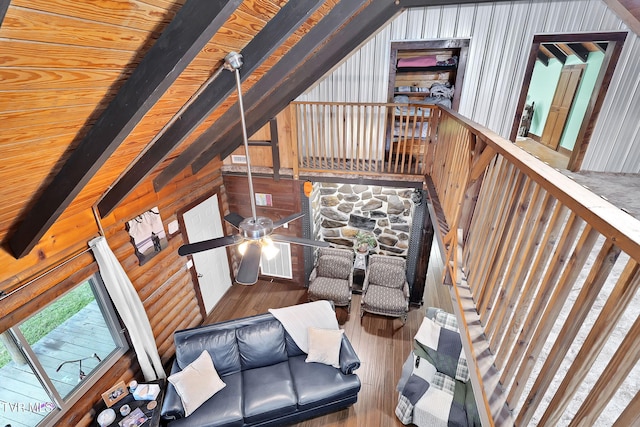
[308,248,354,312]
[360,255,409,324]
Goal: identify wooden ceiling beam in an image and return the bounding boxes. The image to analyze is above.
[154,0,399,189]
[7,0,242,258]
[567,42,590,62]
[0,0,9,28]
[203,1,404,166]
[96,0,326,218]
[537,49,550,66]
[543,43,567,64]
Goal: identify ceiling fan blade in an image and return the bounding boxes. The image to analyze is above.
[236,242,262,285]
[271,234,330,248]
[224,212,245,229]
[273,212,304,229]
[178,235,243,256]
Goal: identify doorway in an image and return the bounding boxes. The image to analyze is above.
[182,194,231,314]
[540,64,585,151]
[510,32,627,171]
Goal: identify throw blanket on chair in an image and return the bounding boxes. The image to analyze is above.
[396,317,470,427]
[269,300,339,353]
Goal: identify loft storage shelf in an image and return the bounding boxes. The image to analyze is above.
[395,65,457,73]
[388,39,470,111]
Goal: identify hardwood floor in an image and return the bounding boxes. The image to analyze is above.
[515,136,569,170]
[204,243,452,426]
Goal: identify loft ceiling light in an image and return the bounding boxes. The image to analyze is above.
[178,52,329,285]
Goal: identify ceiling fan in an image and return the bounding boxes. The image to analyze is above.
[178,52,329,285]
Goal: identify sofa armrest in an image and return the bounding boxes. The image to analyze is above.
[160,360,185,421]
[339,335,361,375]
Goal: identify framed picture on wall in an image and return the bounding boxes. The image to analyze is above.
[126,206,168,266]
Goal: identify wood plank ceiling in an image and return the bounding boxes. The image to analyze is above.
[2,0,639,268]
[1,0,399,263]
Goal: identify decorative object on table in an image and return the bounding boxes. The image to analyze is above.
[132,382,161,401]
[128,380,138,391]
[126,206,168,266]
[355,231,376,253]
[118,407,148,427]
[102,380,129,407]
[147,400,157,410]
[119,404,131,416]
[97,408,116,427]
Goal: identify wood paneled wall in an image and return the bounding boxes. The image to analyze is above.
[223,175,306,284]
[0,156,225,426]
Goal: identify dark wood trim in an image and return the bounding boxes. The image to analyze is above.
[509,32,627,173]
[153,0,376,191]
[195,1,403,171]
[0,0,9,28]
[97,0,326,218]
[299,174,423,189]
[248,141,272,147]
[567,42,589,62]
[7,0,242,258]
[568,35,626,171]
[511,42,542,140]
[269,118,281,181]
[543,43,567,63]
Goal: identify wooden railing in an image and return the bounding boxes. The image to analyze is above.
[428,108,640,426]
[292,101,640,425]
[291,101,434,176]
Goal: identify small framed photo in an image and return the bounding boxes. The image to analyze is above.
[102,381,129,407]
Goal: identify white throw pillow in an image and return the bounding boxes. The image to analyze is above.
[305,327,344,368]
[168,350,225,417]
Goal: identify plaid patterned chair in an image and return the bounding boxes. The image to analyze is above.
[360,255,409,324]
[308,248,354,312]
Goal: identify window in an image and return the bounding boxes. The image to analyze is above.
[0,274,128,426]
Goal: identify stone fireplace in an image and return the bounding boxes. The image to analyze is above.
[309,182,418,257]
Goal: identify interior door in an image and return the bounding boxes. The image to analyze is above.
[540,64,585,150]
[182,194,231,314]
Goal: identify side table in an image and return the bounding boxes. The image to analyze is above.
[352,252,368,294]
[95,379,165,427]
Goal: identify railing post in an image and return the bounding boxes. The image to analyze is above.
[288,104,299,179]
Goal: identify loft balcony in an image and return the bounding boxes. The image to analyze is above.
[289,100,640,426]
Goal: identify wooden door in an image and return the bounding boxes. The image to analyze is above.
[540,64,585,150]
[182,194,231,314]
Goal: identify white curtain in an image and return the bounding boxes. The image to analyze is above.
[89,236,166,381]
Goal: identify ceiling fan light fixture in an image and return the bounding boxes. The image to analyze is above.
[239,216,273,240]
[238,241,249,255]
[177,51,329,286]
[261,237,278,260]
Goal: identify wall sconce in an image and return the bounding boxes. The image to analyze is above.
[303,181,313,198]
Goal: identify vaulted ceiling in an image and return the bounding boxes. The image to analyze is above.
[1,0,639,262]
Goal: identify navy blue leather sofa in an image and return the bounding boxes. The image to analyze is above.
[161,312,361,426]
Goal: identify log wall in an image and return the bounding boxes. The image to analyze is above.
[0,157,224,426]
